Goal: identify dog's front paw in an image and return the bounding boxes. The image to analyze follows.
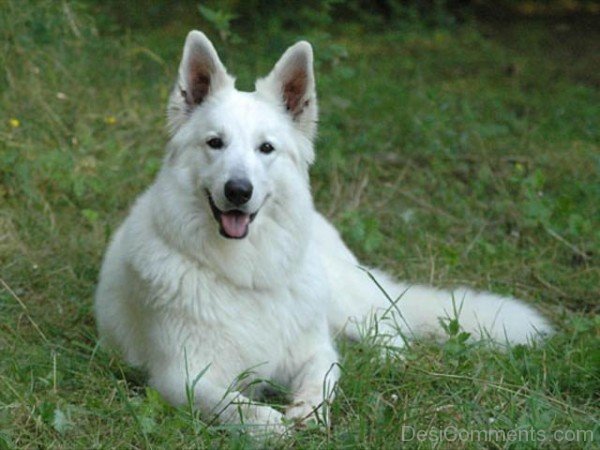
[242,404,290,437]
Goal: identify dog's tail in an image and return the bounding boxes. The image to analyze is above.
[326,261,553,348]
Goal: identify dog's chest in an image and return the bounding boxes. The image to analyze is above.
[159,255,330,376]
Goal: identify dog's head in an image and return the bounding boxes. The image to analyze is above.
[165,31,317,240]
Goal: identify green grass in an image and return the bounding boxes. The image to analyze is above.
[1,1,598,448]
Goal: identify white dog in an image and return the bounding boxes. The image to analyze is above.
[95,31,552,435]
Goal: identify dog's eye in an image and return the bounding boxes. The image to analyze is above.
[207,137,224,149]
[259,142,275,154]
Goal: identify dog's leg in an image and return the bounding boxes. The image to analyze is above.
[149,363,288,436]
[284,342,339,425]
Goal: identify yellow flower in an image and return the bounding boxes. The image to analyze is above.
[9,118,20,128]
[515,162,525,174]
[104,116,117,125]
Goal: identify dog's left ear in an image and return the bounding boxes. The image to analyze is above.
[256,41,318,141]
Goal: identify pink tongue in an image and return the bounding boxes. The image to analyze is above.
[220,212,251,238]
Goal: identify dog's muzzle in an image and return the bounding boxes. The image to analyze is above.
[206,191,258,239]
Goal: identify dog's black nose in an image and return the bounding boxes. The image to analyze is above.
[224,178,253,206]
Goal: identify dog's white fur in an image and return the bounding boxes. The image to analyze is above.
[95,31,552,434]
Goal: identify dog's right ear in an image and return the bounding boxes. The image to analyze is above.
[167,31,233,134]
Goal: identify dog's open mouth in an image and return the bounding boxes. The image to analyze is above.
[206,191,258,239]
